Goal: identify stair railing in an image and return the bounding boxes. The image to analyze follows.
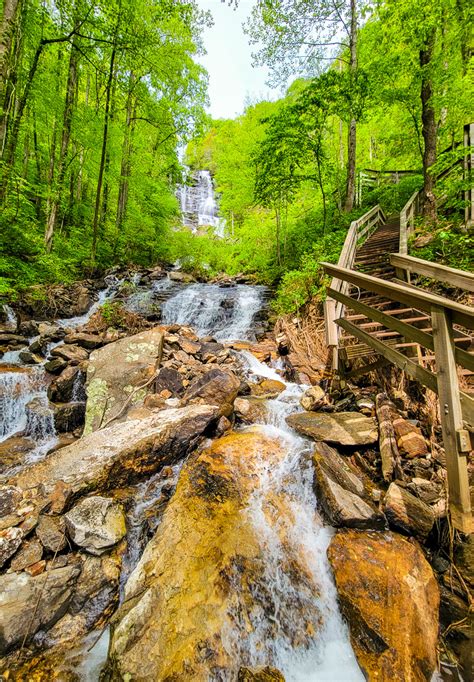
[398,190,421,257]
[324,204,386,362]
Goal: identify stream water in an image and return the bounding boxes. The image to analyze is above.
[1,280,363,680]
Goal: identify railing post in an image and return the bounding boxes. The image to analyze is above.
[324,297,339,371]
[431,304,473,533]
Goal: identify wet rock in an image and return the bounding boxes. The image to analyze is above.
[84,327,164,433]
[0,564,80,654]
[249,378,286,398]
[215,415,232,436]
[12,405,218,497]
[238,667,285,681]
[234,396,268,424]
[44,357,68,374]
[10,538,43,571]
[18,320,39,337]
[383,483,435,541]
[183,368,240,417]
[0,332,28,345]
[406,477,442,504]
[0,526,23,568]
[300,385,326,411]
[36,515,67,552]
[169,270,195,283]
[328,529,439,681]
[47,366,81,403]
[0,436,36,475]
[37,323,65,341]
[287,411,378,446]
[65,496,126,555]
[154,366,184,396]
[50,344,89,365]
[312,444,384,529]
[19,350,42,364]
[63,331,104,349]
[53,401,85,433]
[106,429,322,680]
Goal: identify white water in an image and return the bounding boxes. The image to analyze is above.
[123,276,175,316]
[178,169,226,237]
[2,304,17,330]
[162,283,264,341]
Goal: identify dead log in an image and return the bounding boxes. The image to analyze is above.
[376,393,404,482]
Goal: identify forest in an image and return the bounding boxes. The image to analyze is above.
[0,0,472,308]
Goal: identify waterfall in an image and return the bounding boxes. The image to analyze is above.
[161,283,265,340]
[2,304,17,330]
[178,169,226,238]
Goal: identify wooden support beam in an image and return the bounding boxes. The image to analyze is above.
[345,357,389,379]
[431,305,473,534]
[322,262,474,330]
[390,254,474,293]
[328,287,474,373]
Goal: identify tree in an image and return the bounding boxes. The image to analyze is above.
[246,0,363,211]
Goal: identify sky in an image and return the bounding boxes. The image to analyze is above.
[196,0,279,119]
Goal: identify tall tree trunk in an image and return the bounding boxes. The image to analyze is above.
[91,41,117,263]
[100,68,117,230]
[115,72,135,240]
[76,72,90,203]
[44,47,63,250]
[420,28,437,221]
[0,0,22,156]
[45,32,79,251]
[344,0,357,213]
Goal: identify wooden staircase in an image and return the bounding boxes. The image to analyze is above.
[338,216,474,377]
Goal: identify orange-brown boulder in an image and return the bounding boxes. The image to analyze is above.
[327,529,439,681]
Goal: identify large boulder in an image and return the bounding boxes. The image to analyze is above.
[0,565,80,654]
[84,327,164,433]
[105,428,326,680]
[65,496,126,555]
[328,529,439,681]
[383,483,435,541]
[47,366,83,403]
[182,367,240,417]
[234,396,268,424]
[287,411,378,446]
[10,405,218,497]
[312,444,384,529]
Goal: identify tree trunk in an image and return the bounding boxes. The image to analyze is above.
[0,0,22,156]
[115,72,135,240]
[45,31,79,251]
[91,41,117,263]
[420,29,438,221]
[44,47,63,251]
[344,0,358,213]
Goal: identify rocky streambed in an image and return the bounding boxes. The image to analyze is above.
[0,272,471,680]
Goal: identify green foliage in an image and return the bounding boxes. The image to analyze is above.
[362,175,423,214]
[411,222,474,272]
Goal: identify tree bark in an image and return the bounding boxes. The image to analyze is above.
[344,0,358,213]
[45,31,79,251]
[0,0,22,156]
[420,29,438,221]
[91,39,117,263]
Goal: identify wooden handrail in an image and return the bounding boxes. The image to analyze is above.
[389,254,474,293]
[398,190,420,256]
[324,205,386,349]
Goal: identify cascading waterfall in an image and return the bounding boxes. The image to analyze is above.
[178,169,226,237]
[0,368,48,443]
[2,304,17,330]
[161,283,265,341]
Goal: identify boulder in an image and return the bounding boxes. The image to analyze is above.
[0,564,80,654]
[63,331,104,349]
[10,538,43,571]
[312,444,384,529]
[0,436,36,475]
[383,483,435,541]
[19,350,42,364]
[238,668,285,681]
[36,515,67,552]
[328,529,439,681]
[50,344,89,365]
[300,385,326,411]
[84,327,164,433]
[154,366,184,397]
[11,405,218,497]
[287,411,378,446]
[37,323,65,341]
[47,366,81,403]
[106,429,324,680]
[392,416,428,458]
[65,496,126,555]
[44,357,68,374]
[0,526,23,568]
[53,401,85,433]
[234,396,268,424]
[249,378,286,398]
[183,368,240,417]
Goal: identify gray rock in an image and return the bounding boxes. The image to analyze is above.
[0,565,80,654]
[287,411,378,446]
[65,496,126,555]
[51,344,89,365]
[384,483,435,541]
[183,368,240,417]
[10,538,43,571]
[0,527,23,568]
[36,515,67,552]
[12,405,219,497]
